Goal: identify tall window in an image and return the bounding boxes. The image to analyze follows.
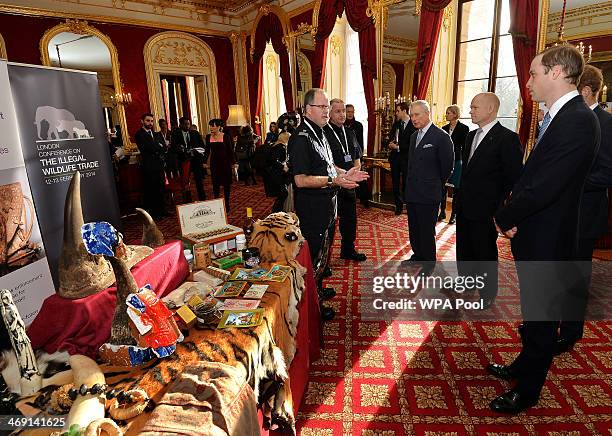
[454,0,520,131]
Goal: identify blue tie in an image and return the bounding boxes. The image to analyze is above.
[535,111,551,148]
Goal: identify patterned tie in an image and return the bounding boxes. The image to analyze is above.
[468,128,483,162]
[534,111,551,149]
[416,129,424,146]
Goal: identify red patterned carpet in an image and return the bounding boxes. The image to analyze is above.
[122,180,612,436]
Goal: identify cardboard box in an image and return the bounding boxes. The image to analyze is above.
[176,199,243,252]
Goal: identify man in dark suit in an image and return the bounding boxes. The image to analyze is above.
[489,45,600,414]
[389,102,417,215]
[324,99,367,262]
[556,65,612,354]
[403,100,454,269]
[170,116,208,200]
[135,112,166,219]
[455,93,523,307]
[345,104,370,207]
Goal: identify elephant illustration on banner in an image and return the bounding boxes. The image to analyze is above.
[34,106,90,140]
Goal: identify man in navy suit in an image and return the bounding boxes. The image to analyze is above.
[489,45,600,414]
[388,102,416,215]
[556,64,612,354]
[403,100,454,269]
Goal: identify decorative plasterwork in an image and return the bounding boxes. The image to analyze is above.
[0,32,6,59]
[143,31,220,127]
[296,51,312,91]
[546,1,612,41]
[382,62,397,98]
[329,34,342,56]
[384,35,417,48]
[265,53,277,71]
[39,19,132,152]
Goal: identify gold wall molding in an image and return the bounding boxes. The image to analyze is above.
[382,62,396,98]
[266,53,277,71]
[39,19,132,152]
[296,50,312,97]
[143,31,220,132]
[0,3,229,38]
[0,32,6,59]
[329,34,342,56]
[592,50,612,63]
[287,2,314,19]
[383,34,417,48]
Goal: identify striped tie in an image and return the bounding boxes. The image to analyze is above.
[534,111,551,149]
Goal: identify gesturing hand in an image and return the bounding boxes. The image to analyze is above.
[344,166,369,183]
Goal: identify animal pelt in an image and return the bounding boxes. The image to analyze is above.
[0,348,70,395]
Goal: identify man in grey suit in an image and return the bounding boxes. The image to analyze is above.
[403,100,454,270]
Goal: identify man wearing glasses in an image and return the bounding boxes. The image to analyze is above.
[288,88,369,321]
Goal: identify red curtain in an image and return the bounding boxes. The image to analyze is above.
[254,59,264,137]
[359,26,377,155]
[413,0,452,99]
[509,0,538,146]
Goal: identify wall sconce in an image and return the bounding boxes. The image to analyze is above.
[111,90,132,106]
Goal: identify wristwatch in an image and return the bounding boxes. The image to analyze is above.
[326,176,333,187]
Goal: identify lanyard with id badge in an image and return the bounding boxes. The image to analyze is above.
[303,119,338,177]
[329,125,353,164]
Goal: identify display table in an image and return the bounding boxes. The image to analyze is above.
[27,241,189,358]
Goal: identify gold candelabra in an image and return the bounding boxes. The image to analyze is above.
[374,92,408,157]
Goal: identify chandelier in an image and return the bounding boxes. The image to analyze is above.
[555,0,592,63]
[111,90,132,106]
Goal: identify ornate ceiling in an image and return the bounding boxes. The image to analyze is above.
[128,0,261,13]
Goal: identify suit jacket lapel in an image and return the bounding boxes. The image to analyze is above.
[464,122,500,173]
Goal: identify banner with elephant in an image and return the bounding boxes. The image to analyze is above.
[0,60,55,324]
[5,62,121,294]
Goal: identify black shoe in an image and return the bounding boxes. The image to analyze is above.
[321,306,335,321]
[489,390,538,414]
[322,266,332,278]
[486,363,517,381]
[438,213,446,222]
[395,207,402,215]
[341,251,367,262]
[554,338,577,356]
[319,287,336,300]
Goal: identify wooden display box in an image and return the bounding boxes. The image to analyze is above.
[176,199,243,253]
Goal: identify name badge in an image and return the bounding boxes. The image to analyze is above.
[344,154,353,163]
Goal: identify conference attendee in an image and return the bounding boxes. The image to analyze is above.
[490,45,600,414]
[455,93,523,307]
[288,88,368,321]
[324,98,366,262]
[264,122,280,145]
[556,64,612,354]
[403,100,454,270]
[264,132,291,212]
[206,118,235,212]
[388,102,417,215]
[170,117,208,201]
[235,125,257,185]
[440,104,469,223]
[135,113,167,219]
[345,104,370,207]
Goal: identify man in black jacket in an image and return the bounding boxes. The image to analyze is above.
[403,100,454,269]
[389,102,416,215]
[490,45,600,414]
[324,99,366,262]
[170,116,208,200]
[345,104,370,207]
[455,92,523,307]
[556,64,612,354]
[135,113,166,218]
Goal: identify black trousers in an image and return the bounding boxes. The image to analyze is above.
[295,191,337,286]
[406,202,438,262]
[456,214,499,301]
[212,181,231,212]
[558,237,596,342]
[390,160,407,209]
[338,188,357,255]
[357,179,371,205]
[142,168,165,218]
[191,157,206,201]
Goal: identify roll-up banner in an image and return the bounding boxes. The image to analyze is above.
[0,60,55,323]
[7,62,122,290]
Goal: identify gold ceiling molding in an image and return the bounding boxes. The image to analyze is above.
[39,19,132,152]
[384,34,417,48]
[0,32,6,59]
[287,2,314,19]
[592,49,612,63]
[547,1,612,23]
[0,3,230,37]
[249,4,289,62]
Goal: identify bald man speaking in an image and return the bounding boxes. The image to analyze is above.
[455,93,523,307]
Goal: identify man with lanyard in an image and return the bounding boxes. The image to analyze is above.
[288,89,369,321]
[324,98,367,262]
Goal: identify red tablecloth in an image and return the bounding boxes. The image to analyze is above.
[27,241,189,358]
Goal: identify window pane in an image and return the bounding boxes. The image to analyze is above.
[498,117,518,132]
[496,35,517,77]
[456,79,489,119]
[495,76,521,119]
[459,118,478,131]
[458,39,492,81]
[460,0,495,41]
[499,0,511,34]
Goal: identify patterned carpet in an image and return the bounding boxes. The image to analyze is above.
[122,180,612,436]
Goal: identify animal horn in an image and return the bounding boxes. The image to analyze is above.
[0,289,42,396]
[107,257,138,346]
[64,171,84,250]
[135,208,165,248]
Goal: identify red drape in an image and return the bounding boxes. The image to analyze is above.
[255,59,264,137]
[413,0,452,99]
[509,0,538,146]
[359,26,377,155]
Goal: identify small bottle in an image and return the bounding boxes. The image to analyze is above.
[245,207,256,244]
[236,234,247,252]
